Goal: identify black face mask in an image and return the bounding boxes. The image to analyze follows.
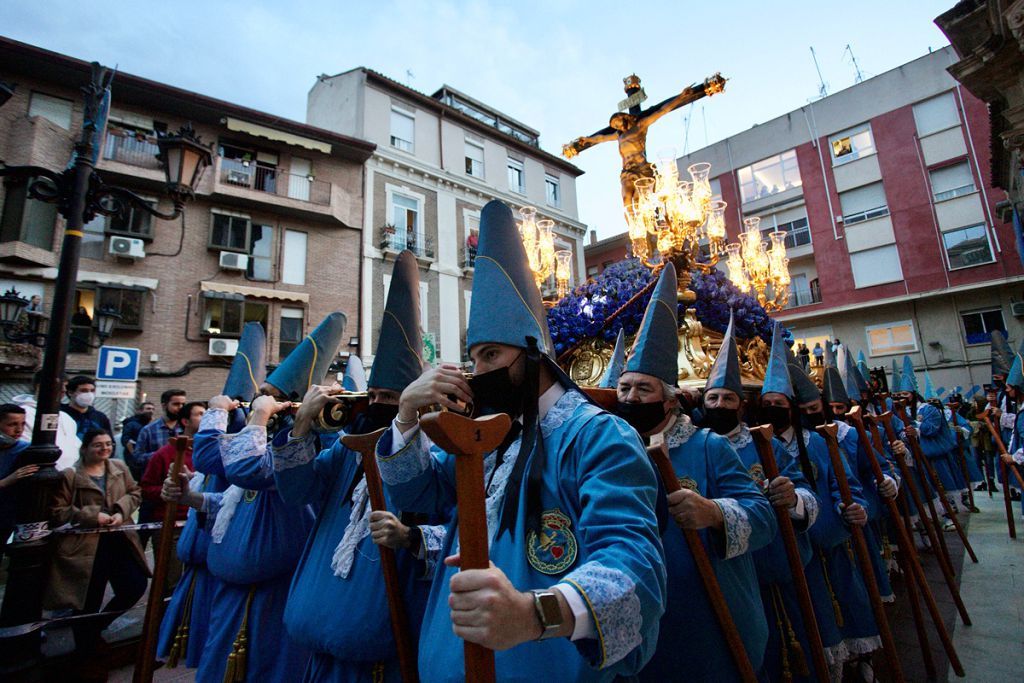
[615,401,668,434]
[758,405,791,432]
[469,364,525,419]
[801,411,826,430]
[699,406,740,435]
[351,402,400,434]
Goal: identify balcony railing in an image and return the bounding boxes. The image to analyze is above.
[784,286,823,309]
[379,227,435,260]
[218,157,331,206]
[103,129,162,169]
[463,245,477,269]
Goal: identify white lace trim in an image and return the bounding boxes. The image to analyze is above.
[200,408,228,433]
[377,429,432,486]
[220,425,267,468]
[190,472,206,494]
[272,432,317,472]
[825,640,850,678]
[561,561,642,669]
[664,410,697,448]
[796,488,819,528]
[331,472,371,578]
[782,430,812,458]
[713,497,752,559]
[726,425,752,449]
[211,485,244,543]
[420,523,446,578]
[843,635,881,656]
[836,420,853,444]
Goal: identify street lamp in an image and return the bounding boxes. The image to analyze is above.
[0,61,210,662]
[0,289,49,347]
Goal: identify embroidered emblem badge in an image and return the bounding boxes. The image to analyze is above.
[243,489,258,503]
[748,463,767,488]
[527,509,578,575]
[677,476,699,492]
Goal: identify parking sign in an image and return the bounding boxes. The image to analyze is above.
[96,346,141,382]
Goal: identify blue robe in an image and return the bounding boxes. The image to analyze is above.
[640,414,775,682]
[728,425,821,682]
[947,409,981,485]
[271,429,446,682]
[195,412,315,683]
[376,388,667,682]
[918,404,961,496]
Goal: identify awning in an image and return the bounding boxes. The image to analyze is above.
[0,265,158,290]
[223,117,331,155]
[200,281,308,303]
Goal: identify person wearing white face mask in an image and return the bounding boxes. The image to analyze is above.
[61,375,112,440]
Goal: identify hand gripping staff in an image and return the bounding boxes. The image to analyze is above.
[418,411,512,683]
[646,435,758,683]
[847,408,965,678]
[342,427,418,683]
[748,425,829,683]
[892,403,978,564]
[978,409,1024,539]
[135,436,191,683]
[814,423,904,683]
[947,402,976,511]
[874,411,972,626]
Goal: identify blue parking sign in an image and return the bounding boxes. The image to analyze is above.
[96,346,141,381]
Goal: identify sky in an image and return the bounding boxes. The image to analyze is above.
[3,0,957,240]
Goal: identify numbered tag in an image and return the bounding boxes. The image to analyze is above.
[40,414,60,432]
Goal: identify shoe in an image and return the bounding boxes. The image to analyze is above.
[1012,490,1022,502]
[943,518,956,532]
[975,481,988,492]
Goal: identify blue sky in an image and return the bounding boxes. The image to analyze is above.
[3,0,956,239]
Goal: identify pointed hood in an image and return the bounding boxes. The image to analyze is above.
[788,363,822,405]
[342,355,367,392]
[822,365,850,405]
[265,312,347,400]
[842,346,868,398]
[923,370,937,401]
[625,262,679,385]
[223,322,266,401]
[898,355,918,394]
[467,201,553,355]
[856,351,871,387]
[1007,353,1024,391]
[891,358,902,394]
[368,251,424,392]
[705,308,743,396]
[761,321,794,399]
[784,340,799,367]
[598,329,627,389]
[991,330,1013,378]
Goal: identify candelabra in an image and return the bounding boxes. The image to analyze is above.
[725,217,791,311]
[518,206,572,303]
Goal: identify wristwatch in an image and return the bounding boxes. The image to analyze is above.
[529,589,563,640]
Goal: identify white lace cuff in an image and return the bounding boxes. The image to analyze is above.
[220,425,268,468]
[713,497,752,559]
[419,523,446,579]
[377,427,431,485]
[1013,450,1024,466]
[560,562,642,669]
[201,408,228,433]
[272,431,317,472]
[795,488,819,530]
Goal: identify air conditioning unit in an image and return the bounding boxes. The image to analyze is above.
[209,338,239,356]
[109,236,146,259]
[219,251,249,271]
[1011,301,1024,318]
[226,169,251,186]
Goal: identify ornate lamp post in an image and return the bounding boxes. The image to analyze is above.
[517,206,574,305]
[724,217,791,311]
[0,62,210,663]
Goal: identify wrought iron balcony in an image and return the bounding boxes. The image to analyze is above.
[103,129,162,169]
[379,226,435,260]
[218,157,331,206]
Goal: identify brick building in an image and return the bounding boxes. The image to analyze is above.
[0,37,373,423]
[306,70,585,364]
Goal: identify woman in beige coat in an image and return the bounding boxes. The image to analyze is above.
[47,429,150,650]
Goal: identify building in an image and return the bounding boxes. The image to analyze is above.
[306,69,585,364]
[583,230,629,279]
[0,36,373,422]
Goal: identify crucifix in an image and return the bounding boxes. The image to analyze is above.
[563,73,726,211]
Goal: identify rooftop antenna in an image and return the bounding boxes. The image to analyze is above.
[809,46,828,99]
[405,69,415,86]
[843,44,865,83]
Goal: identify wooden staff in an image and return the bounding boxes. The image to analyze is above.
[847,408,965,677]
[875,412,972,626]
[948,402,975,510]
[342,427,418,683]
[418,411,511,683]
[815,424,904,683]
[748,425,829,683]
[647,437,758,683]
[893,404,978,564]
[978,411,1023,539]
[134,436,190,683]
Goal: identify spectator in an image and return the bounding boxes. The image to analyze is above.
[129,390,186,481]
[61,376,112,439]
[13,370,80,471]
[70,307,92,354]
[812,341,824,366]
[120,402,155,462]
[832,337,842,355]
[46,429,148,653]
[798,343,811,370]
[0,404,33,563]
[26,295,42,312]
[140,400,204,594]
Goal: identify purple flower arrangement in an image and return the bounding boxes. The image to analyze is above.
[547,259,778,356]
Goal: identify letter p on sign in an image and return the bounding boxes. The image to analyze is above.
[96,346,141,382]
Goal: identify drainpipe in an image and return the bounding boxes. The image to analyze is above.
[801,103,840,240]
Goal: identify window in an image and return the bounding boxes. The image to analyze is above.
[107,201,155,239]
[839,182,889,225]
[709,178,723,201]
[866,320,917,356]
[507,158,525,194]
[0,178,58,249]
[586,265,599,279]
[28,92,73,130]
[737,150,802,203]
[961,308,1006,345]
[930,162,976,202]
[758,213,812,249]
[389,193,421,252]
[913,93,960,137]
[465,139,484,177]
[545,174,561,207]
[81,214,106,260]
[279,307,304,358]
[210,212,250,252]
[282,230,307,285]
[247,224,273,281]
[850,244,903,288]
[390,107,415,152]
[96,286,145,329]
[943,224,994,269]
[201,293,268,337]
[829,124,876,165]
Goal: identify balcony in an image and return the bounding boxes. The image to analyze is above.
[218,157,331,206]
[463,245,477,271]
[103,129,162,169]
[784,284,822,309]
[379,226,435,261]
